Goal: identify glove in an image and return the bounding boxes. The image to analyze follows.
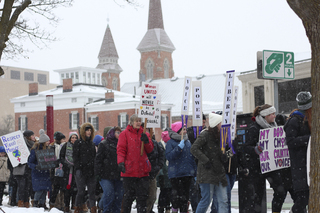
[118,162,126,173]
[178,140,185,149]
[76,170,81,177]
[226,149,233,158]
[141,133,149,144]
[204,161,212,169]
[254,145,264,155]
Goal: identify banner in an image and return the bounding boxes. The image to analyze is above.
[1,131,30,167]
[35,148,57,170]
[139,82,159,119]
[181,76,192,115]
[192,81,202,127]
[146,95,161,128]
[230,86,239,141]
[259,126,290,174]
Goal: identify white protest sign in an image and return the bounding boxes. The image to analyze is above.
[146,95,161,128]
[1,131,30,167]
[192,81,202,127]
[222,70,235,125]
[230,86,238,140]
[259,126,290,174]
[139,82,159,119]
[181,76,192,115]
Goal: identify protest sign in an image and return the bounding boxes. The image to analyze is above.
[259,126,290,174]
[181,76,192,116]
[35,148,57,170]
[192,81,202,127]
[146,95,161,128]
[230,86,239,141]
[1,131,30,167]
[139,82,159,119]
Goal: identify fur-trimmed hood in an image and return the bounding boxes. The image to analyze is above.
[80,122,95,142]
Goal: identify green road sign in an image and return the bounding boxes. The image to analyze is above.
[262,50,294,79]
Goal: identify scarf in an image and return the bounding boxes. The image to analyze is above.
[255,115,277,129]
[65,142,74,166]
[168,129,188,141]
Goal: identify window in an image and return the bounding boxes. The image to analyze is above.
[161,115,169,130]
[75,72,79,83]
[69,112,79,130]
[71,98,77,103]
[112,78,118,90]
[164,59,169,78]
[88,72,91,84]
[254,85,264,108]
[66,73,70,79]
[146,59,154,80]
[44,115,47,130]
[38,74,47,85]
[24,72,34,81]
[71,72,74,81]
[20,102,25,107]
[118,114,128,129]
[19,116,27,131]
[93,73,96,84]
[83,72,86,83]
[89,116,99,130]
[11,70,20,80]
[60,73,65,84]
[97,74,101,85]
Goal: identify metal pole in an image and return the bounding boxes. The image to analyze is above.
[46,95,54,144]
[274,79,279,113]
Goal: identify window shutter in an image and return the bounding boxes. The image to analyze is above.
[126,114,129,126]
[88,117,91,123]
[118,115,121,127]
[44,115,47,130]
[96,117,99,130]
[161,116,163,129]
[69,113,72,129]
[25,117,28,131]
[77,113,80,128]
[18,117,21,130]
[166,116,169,129]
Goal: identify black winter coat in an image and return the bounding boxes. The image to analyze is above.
[95,139,121,180]
[284,114,310,192]
[73,139,96,178]
[147,140,165,180]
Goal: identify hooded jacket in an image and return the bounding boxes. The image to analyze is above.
[73,122,96,178]
[117,125,154,178]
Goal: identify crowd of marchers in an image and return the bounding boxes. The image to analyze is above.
[0,91,311,213]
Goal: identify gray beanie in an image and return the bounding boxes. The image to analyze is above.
[296,91,312,110]
[39,129,50,143]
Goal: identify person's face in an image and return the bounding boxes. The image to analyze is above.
[202,119,206,128]
[70,135,78,144]
[0,152,6,157]
[179,127,187,135]
[60,138,66,143]
[45,141,50,146]
[115,130,121,139]
[30,135,36,141]
[265,113,276,124]
[85,129,92,137]
[132,119,142,129]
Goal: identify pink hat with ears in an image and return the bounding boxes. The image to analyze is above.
[161,131,170,143]
[171,122,183,133]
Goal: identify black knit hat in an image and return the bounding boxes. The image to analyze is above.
[55,131,66,141]
[23,130,34,138]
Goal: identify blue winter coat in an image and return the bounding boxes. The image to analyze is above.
[165,129,196,179]
[27,144,52,192]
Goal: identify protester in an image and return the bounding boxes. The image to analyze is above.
[243,104,286,213]
[73,123,97,213]
[117,114,154,213]
[284,91,312,213]
[27,129,52,209]
[95,126,123,213]
[166,121,196,213]
[0,146,10,206]
[59,132,79,213]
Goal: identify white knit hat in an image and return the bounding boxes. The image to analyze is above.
[209,113,222,128]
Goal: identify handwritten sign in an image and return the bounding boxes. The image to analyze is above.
[146,95,161,128]
[259,126,290,174]
[192,81,202,126]
[35,148,57,170]
[181,76,192,115]
[139,82,159,119]
[1,131,30,167]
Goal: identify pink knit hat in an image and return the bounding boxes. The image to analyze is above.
[161,131,170,143]
[171,121,183,133]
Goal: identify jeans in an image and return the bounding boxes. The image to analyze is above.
[212,174,236,213]
[99,179,123,213]
[196,183,228,213]
[34,190,47,205]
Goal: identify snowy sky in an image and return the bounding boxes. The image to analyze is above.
[1,0,311,86]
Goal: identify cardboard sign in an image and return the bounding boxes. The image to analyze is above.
[259,126,290,174]
[192,81,202,126]
[1,131,30,167]
[181,76,192,115]
[139,82,159,119]
[35,148,57,170]
[146,95,161,128]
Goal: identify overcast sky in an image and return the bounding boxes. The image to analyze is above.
[1,0,311,86]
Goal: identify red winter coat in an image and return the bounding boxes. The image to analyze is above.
[117,125,154,178]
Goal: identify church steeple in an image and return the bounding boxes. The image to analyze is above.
[148,0,164,30]
[97,23,122,91]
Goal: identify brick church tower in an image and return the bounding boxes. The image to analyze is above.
[137,0,175,82]
[97,24,122,91]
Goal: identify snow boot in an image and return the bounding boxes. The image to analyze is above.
[91,206,97,213]
[74,206,81,213]
[18,200,24,207]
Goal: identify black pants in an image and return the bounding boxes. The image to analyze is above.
[0,182,6,204]
[75,173,96,208]
[15,175,31,202]
[158,187,172,211]
[49,177,65,204]
[170,176,192,212]
[122,176,149,213]
[64,177,77,208]
[291,190,309,213]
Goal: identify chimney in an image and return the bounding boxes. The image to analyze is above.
[29,82,38,96]
[63,78,73,92]
[105,91,114,103]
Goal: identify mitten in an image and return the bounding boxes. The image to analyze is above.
[118,162,126,173]
[226,149,233,158]
[254,145,264,155]
[178,140,185,149]
[141,133,149,144]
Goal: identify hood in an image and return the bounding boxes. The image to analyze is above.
[80,122,95,142]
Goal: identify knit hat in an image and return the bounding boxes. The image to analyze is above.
[296,91,312,110]
[23,130,34,138]
[39,129,50,143]
[55,132,66,141]
[93,135,104,146]
[161,131,170,143]
[209,113,222,128]
[68,132,79,141]
[0,146,5,153]
[171,122,183,133]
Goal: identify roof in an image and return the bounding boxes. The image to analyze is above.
[121,73,243,117]
[148,0,164,30]
[137,29,175,52]
[98,24,119,59]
